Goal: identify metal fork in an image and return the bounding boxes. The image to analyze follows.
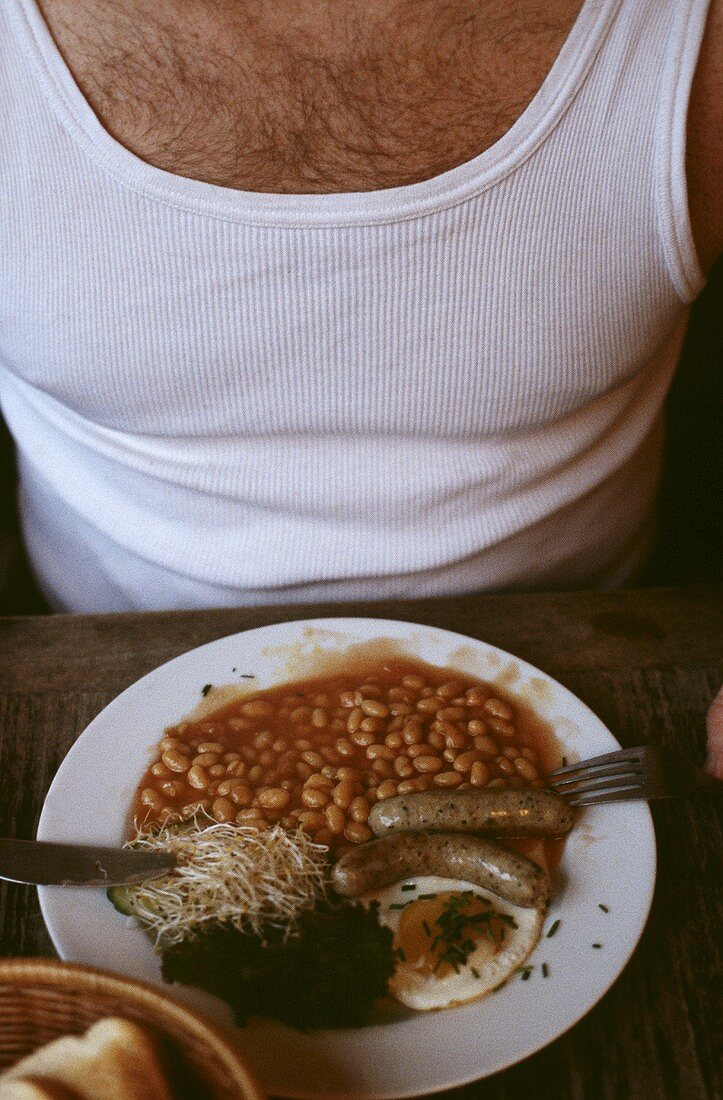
[548,745,718,806]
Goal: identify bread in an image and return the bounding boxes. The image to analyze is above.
[1,1018,173,1100]
[0,1077,82,1100]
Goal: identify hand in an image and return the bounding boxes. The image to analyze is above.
[705,684,723,778]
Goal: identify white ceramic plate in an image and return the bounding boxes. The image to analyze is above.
[38,618,656,1099]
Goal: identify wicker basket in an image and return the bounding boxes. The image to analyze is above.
[0,958,265,1100]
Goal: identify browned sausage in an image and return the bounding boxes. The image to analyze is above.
[332,830,550,909]
[368,787,573,838]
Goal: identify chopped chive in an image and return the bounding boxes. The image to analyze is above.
[546,919,561,938]
[521,970,531,981]
[418,893,438,900]
[471,967,481,979]
[492,979,508,993]
[240,673,255,679]
[561,755,568,767]
[401,883,417,892]
[422,920,431,936]
[388,903,407,911]
[395,947,407,962]
[598,903,610,913]
[201,683,212,696]
[592,943,602,949]
[542,962,549,978]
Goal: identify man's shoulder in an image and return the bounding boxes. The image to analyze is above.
[687,0,723,272]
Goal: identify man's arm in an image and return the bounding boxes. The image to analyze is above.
[687,0,723,272]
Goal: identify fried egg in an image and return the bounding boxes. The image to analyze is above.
[370,875,543,1011]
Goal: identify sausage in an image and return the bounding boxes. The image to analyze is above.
[368,787,573,838]
[331,831,550,909]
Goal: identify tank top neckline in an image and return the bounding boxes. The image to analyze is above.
[11,0,621,228]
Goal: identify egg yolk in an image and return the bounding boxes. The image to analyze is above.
[395,891,510,979]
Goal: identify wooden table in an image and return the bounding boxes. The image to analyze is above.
[1,586,721,1099]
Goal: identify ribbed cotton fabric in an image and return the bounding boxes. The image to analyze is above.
[0,0,710,611]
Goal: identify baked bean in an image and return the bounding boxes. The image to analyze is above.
[385,731,404,749]
[337,766,364,782]
[223,752,242,763]
[389,702,414,716]
[496,756,516,775]
[301,787,329,809]
[413,755,444,774]
[344,821,373,844]
[298,810,325,831]
[488,718,516,737]
[162,750,191,774]
[315,828,334,847]
[236,813,266,829]
[346,707,364,733]
[470,761,491,787]
[209,764,226,778]
[442,748,457,763]
[402,724,424,745]
[324,804,346,835]
[468,719,488,736]
[160,737,182,752]
[305,772,334,789]
[402,675,425,690]
[332,780,356,809]
[225,760,246,777]
[358,683,383,697]
[311,708,328,728]
[437,681,464,699]
[150,762,171,779]
[416,697,444,713]
[433,770,463,788]
[193,752,220,767]
[427,730,445,750]
[484,698,513,720]
[187,765,209,790]
[361,698,389,718]
[290,706,312,722]
[502,746,519,760]
[241,700,275,719]
[321,765,338,779]
[514,757,539,782]
[453,750,480,773]
[335,737,356,758]
[228,717,253,731]
[360,717,385,734]
[376,780,398,800]
[349,796,370,822]
[474,734,498,755]
[438,706,467,721]
[350,729,376,747]
[248,765,264,784]
[521,746,539,763]
[272,738,288,753]
[393,756,415,778]
[258,750,275,767]
[320,745,343,765]
[301,750,325,769]
[339,690,359,708]
[221,781,253,806]
[212,797,236,823]
[258,787,291,811]
[181,799,210,816]
[366,743,394,761]
[198,741,224,754]
[441,726,467,747]
[397,779,418,794]
[140,788,164,811]
[295,761,313,780]
[465,686,487,705]
[372,759,395,779]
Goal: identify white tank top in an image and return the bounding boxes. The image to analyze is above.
[0,0,710,612]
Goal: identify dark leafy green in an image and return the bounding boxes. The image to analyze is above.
[161,902,395,1030]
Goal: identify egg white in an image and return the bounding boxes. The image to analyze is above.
[369,875,543,1011]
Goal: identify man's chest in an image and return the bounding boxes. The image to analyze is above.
[37,0,578,193]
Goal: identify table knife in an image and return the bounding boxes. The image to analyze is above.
[0,838,175,887]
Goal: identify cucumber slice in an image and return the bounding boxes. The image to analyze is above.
[107,885,140,916]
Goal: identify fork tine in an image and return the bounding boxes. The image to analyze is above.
[550,761,644,789]
[550,772,643,796]
[549,746,648,778]
[567,786,647,807]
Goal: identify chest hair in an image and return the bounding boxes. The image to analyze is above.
[38,0,580,192]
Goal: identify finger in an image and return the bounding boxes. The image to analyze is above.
[705,684,723,779]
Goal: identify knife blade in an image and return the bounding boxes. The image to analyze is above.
[0,838,175,887]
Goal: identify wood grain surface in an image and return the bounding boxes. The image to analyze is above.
[0,586,721,1100]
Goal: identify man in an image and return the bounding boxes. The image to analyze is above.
[0,0,721,768]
